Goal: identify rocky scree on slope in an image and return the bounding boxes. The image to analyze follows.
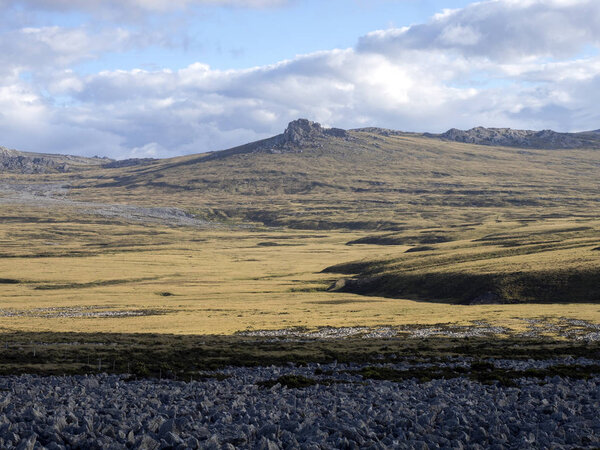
[0,182,208,227]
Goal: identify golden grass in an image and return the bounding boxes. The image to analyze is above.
[1,205,599,336]
[327,217,600,304]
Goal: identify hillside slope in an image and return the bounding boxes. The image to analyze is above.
[325,220,600,304]
[56,119,600,231]
[0,146,156,174]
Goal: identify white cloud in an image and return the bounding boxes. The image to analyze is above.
[358,0,600,61]
[2,0,600,158]
[0,25,155,80]
[3,0,287,15]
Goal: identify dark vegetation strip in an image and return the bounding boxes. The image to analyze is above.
[346,234,450,246]
[0,332,598,379]
[34,277,161,290]
[404,246,435,253]
[352,363,600,387]
[474,227,593,242]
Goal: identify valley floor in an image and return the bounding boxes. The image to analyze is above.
[1,199,600,336]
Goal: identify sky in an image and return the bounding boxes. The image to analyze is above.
[1,0,600,159]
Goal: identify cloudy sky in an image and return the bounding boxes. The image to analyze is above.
[1,0,600,159]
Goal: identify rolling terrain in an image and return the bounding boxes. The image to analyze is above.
[0,119,599,343]
[68,120,600,231]
[327,219,600,304]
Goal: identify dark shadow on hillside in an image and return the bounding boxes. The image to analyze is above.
[326,269,600,305]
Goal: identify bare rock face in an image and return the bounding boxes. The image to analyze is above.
[0,146,65,174]
[280,119,348,146]
[282,119,324,145]
[432,127,600,149]
[0,146,112,174]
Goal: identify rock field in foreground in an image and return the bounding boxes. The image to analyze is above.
[0,358,599,449]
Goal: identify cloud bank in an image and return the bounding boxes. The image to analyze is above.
[3,0,286,14]
[1,0,600,158]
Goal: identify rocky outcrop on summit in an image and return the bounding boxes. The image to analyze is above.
[1,147,62,174]
[202,119,350,161]
[430,127,600,149]
[280,119,348,146]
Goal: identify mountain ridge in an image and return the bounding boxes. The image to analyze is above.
[425,126,600,149]
[2,119,600,175]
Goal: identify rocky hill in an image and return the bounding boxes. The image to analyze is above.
[4,121,599,175]
[202,119,350,161]
[47,118,597,233]
[428,126,600,149]
[4,118,600,231]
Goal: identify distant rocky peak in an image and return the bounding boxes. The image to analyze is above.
[281,119,348,146]
[283,119,323,144]
[432,126,600,149]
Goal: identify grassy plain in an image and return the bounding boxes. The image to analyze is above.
[1,203,599,337]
